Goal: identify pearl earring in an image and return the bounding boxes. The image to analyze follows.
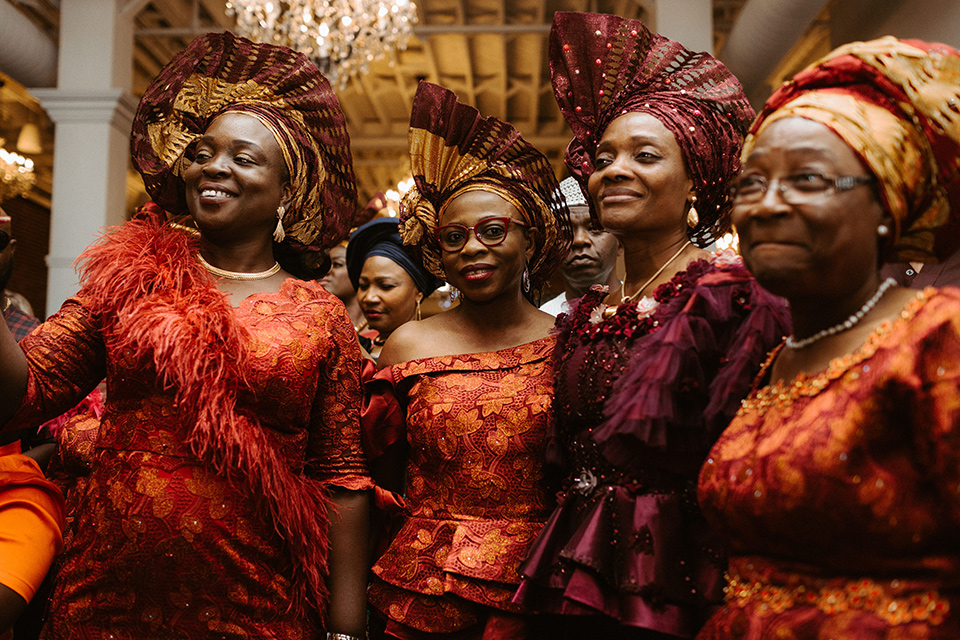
[877,223,890,237]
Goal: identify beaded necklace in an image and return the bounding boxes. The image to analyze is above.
[785,278,896,349]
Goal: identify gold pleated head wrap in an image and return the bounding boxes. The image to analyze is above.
[747,37,960,262]
[400,82,571,299]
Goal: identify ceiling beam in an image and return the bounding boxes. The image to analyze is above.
[461,34,477,105]
[358,74,391,128]
[135,24,553,37]
[120,0,152,18]
[497,0,508,119]
[351,135,573,150]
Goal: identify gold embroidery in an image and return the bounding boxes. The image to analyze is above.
[725,572,950,626]
[743,290,931,413]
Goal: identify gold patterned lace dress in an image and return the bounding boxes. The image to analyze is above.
[698,288,960,639]
[365,336,557,635]
[9,272,371,639]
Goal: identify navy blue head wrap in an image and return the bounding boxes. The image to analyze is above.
[346,218,444,295]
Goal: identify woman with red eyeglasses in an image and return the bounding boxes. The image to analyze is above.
[361,82,571,639]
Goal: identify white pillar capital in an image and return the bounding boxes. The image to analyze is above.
[34,0,139,315]
[33,88,138,134]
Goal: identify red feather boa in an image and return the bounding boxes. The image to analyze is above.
[76,202,332,624]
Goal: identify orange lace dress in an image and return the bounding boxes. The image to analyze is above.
[6,209,372,639]
[698,288,960,639]
[365,336,557,636]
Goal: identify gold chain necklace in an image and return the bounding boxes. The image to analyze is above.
[621,240,692,304]
[197,253,281,281]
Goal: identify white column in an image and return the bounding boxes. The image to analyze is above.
[652,0,714,54]
[31,0,138,314]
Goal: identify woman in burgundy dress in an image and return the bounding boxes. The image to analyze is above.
[514,13,790,638]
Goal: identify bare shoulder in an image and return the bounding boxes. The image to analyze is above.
[529,307,558,335]
[377,316,446,368]
[379,305,557,368]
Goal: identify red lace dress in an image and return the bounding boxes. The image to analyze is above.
[6,209,372,639]
[515,253,790,638]
[698,288,960,639]
[365,337,557,636]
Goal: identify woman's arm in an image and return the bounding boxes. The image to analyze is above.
[0,583,27,633]
[2,299,106,429]
[326,488,371,636]
[306,303,375,634]
[0,317,29,425]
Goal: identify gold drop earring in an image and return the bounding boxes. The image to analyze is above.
[686,196,699,228]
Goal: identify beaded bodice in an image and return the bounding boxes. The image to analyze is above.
[553,289,653,489]
[551,252,791,493]
[553,258,717,494]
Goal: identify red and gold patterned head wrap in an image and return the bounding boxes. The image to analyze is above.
[747,37,960,262]
[400,82,571,298]
[550,12,755,244]
[131,31,357,252]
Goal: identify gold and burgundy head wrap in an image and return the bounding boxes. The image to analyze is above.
[131,31,358,252]
[400,82,571,297]
[747,37,960,262]
[550,11,755,244]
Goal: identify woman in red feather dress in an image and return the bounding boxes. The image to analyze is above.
[0,33,371,639]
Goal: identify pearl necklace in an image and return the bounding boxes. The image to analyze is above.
[785,277,897,349]
[197,253,281,281]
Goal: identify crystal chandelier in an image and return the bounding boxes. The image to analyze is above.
[0,145,35,202]
[226,0,419,89]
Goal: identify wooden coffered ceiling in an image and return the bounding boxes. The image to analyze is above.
[5,0,752,207]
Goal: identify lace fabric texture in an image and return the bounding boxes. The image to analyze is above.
[366,337,557,634]
[698,288,960,639]
[11,227,371,637]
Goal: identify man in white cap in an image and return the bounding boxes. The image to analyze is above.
[541,177,621,316]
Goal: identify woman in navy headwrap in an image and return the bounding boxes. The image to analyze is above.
[347,217,443,360]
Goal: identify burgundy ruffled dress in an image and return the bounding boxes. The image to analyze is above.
[514,252,790,638]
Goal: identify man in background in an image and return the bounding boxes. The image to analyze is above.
[541,177,621,316]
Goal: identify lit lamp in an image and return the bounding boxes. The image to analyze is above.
[0,143,36,202]
[16,123,42,155]
[226,0,419,89]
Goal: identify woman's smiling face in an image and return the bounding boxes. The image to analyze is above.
[732,117,886,300]
[587,111,693,239]
[182,112,290,243]
[437,190,533,303]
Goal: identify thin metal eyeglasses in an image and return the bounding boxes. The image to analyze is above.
[434,216,528,252]
[729,173,875,205]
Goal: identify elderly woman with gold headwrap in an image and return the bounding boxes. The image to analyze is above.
[697,38,960,639]
[0,33,372,638]
[360,81,571,639]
